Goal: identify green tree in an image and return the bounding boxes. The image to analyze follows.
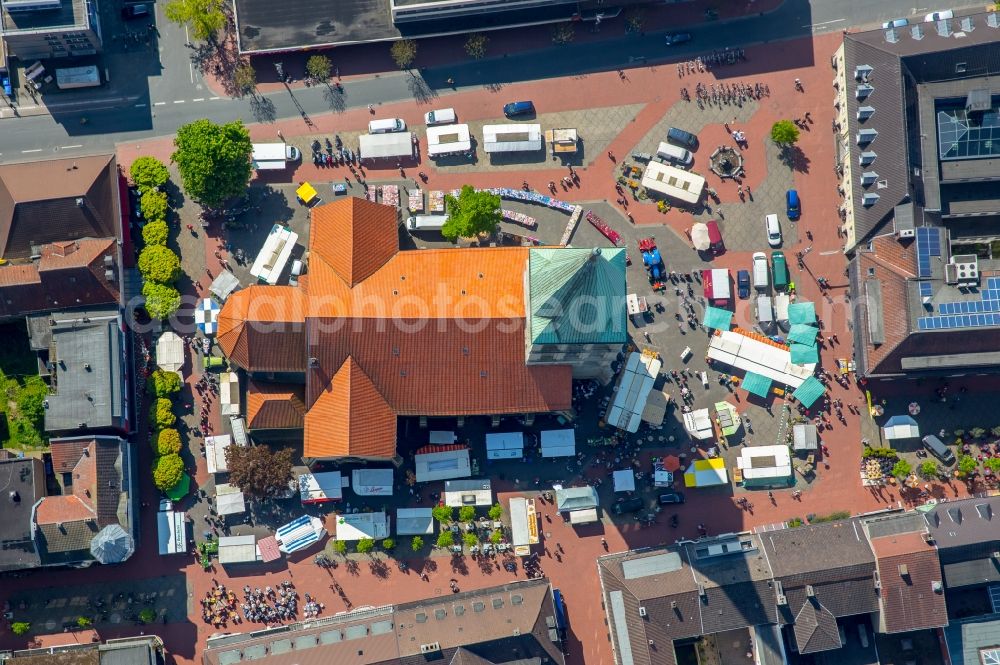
[971,427,987,439]
[390,40,418,69]
[76,616,92,628]
[356,537,375,555]
[138,245,181,284]
[142,282,182,320]
[139,608,157,623]
[225,445,295,500]
[410,536,424,552]
[489,530,503,544]
[164,0,226,42]
[436,530,455,548]
[130,156,170,192]
[142,220,170,246]
[891,459,912,480]
[986,457,1000,475]
[458,505,477,522]
[992,426,1000,438]
[15,381,46,429]
[958,454,979,477]
[488,503,503,520]
[919,460,939,480]
[306,54,332,81]
[442,185,501,241]
[333,540,348,555]
[462,532,478,547]
[432,505,454,523]
[157,428,183,456]
[148,369,182,397]
[150,397,176,429]
[140,189,169,224]
[770,119,800,146]
[381,537,396,551]
[233,62,257,98]
[153,454,185,491]
[171,119,253,209]
[11,622,31,636]
[464,33,488,59]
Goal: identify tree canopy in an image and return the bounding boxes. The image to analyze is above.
[164,0,226,42]
[142,282,182,320]
[306,55,332,81]
[356,538,375,555]
[410,536,424,551]
[148,368,182,397]
[138,245,181,284]
[432,505,454,523]
[770,119,800,146]
[153,454,185,491]
[157,428,183,456]
[390,40,418,69]
[150,397,176,429]
[436,530,454,548]
[130,157,170,192]
[442,185,501,241]
[171,119,253,209]
[458,505,477,522]
[225,445,295,500]
[140,189,169,224]
[233,63,257,97]
[142,220,169,246]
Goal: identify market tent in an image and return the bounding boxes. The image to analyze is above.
[883,415,920,440]
[691,223,711,251]
[555,486,599,512]
[509,497,539,555]
[613,469,636,493]
[414,445,471,483]
[276,515,327,553]
[482,124,543,153]
[165,473,190,501]
[427,124,472,156]
[738,445,793,487]
[299,471,344,503]
[359,132,415,159]
[792,375,825,408]
[568,508,599,525]
[155,332,184,373]
[215,483,246,516]
[683,408,714,440]
[605,352,661,432]
[540,429,576,458]
[790,343,820,365]
[396,508,434,536]
[219,372,239,416]
[209,271,240,302]
[257,536,282,562]
[642,389,671,426]
[195,298,221,335]
[715,401,741,437]
[742,371,773,398]
[218,535,259,565]
[788,301,817,325]
[683,458,728,488]
[334,512,389,541]
[708,330,814,388]
[90,524,134,564]
[444,479,492,507]
[351,469,394,496]
[793,423,819,450]
[486,432,524,460]
[429,431,456,444]
[157,505,186,555]
[205,434,233,474]
[703,306,733,331]
[787,324,819,345]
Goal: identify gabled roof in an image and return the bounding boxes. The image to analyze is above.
[246,381,306,430]
[870,531,947,633]
[311,197,399,286]
[216,285,306,373]
[792,596,841,654]
[0,155,120,260]
[926,496,1000,555]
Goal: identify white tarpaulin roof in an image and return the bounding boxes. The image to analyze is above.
[157,509,186,555]
[641,161,705,204]
[683,409,714,440]
[613,469,635,493]
[540,429,576,458]
[427,124,472,156]
[335,512,390,541]
[220,372,239,416]
[205,434,233,474]
[606,352,662,432]
[155,332,184,373]
[444,479,493,507]
[359,132,414,159]
[415,448,471,483]
[483,124,543,153]
[215,483,246,515]
[883,415,920,440]
[218,535,258,564]
[299,471,344,503]
[568,507,599,524]
[351,468,394,496]
[209,271,240,302]
[708,330,814,388]
[737,445,792,480]
[486,432,524,460]
[250,224,298,286]
[509,497,538,549]
[396,508,434,535]
[793,423,818,450]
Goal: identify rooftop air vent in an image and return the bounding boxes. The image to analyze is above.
[308,358,319,368]
[76,198,85,207]
[854,65,873,81]
[877,180,889,189]
[858,106,875,121]
[105,269,116,281]
[932,581,943,593]
[805,585,815,598]
[638,607,647,617]
[860,151,877,166]
[874,571,881,590]
[856,84,874,100]
[863,193,880,207]
[857,128,878,145]
[861,171,878,186]
[420,643,441,654]
[950,255,979,284]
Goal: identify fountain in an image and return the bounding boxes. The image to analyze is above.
[709,146,745,179]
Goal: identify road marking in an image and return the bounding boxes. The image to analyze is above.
[210,96,220,100]
[805,18,845,27]
[61,145,83,149]
[154,101,166,106]
[22,149,42,153]
[135,103,147,108]
[173,100,185,104]
[193,98,204,102]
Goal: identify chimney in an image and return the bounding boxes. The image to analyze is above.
[898,564,909,578]
[76,197,85,207]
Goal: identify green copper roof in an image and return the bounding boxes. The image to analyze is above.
[528,247,627,346]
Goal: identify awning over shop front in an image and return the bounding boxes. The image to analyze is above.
[683,458,728,488]
[790,343,820,365]
[792,375,825,408]
[742,371,772,398]
[788,301,817,325]
[702,306,733,331]
[787,324,819,345]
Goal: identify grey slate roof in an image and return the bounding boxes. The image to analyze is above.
[944,617,1000,665]
[943,559,1000,588]
[0,457,44,571]
[792,597,842,654]
[924,496,1000,551]
[760,519,875,581]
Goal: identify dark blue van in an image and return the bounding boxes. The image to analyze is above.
[786,189,801,220]
[503,101,535,117]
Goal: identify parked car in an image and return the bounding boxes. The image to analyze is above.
[924,9,953,21]
[737,269,751,299]
[786,189,801,220]
[503,101,535,117]
[664,32,692,45]
[922,435,956,465]
[658,492,685,505]
[424,108,456,125]
[612,497,645,514]
[766,213,782,247]
[881,17,909,29]
[752,252,769,291]
[706,219,724,254]
[667,127,699,150]
[121,3,150,18]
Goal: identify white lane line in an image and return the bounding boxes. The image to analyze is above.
[135,103,147,108]
[61,145,83,149]
[193,98,205,102]
[173,100,185,104]
[154,102,166,106]
[210,96,220,100]
[805,18,845,27]
[22,149,42,153]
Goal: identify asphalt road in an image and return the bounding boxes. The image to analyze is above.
[0,0,978,160]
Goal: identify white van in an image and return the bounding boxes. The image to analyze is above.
[765,213,782,247]
[774,293,790,331]
[252,143,301,170]
[752,252,769,291]
[757,295,774,328]
[656,141,693,167]
[406,214,448,232]
[425,108,456,126]
[369,118,407,133]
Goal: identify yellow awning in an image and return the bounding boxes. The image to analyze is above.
[683,458,728,488]
[296,182,318,204]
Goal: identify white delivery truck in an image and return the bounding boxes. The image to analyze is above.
[406,215,448,232]
[252,143,301,170]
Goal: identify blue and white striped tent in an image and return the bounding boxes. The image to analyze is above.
[195,298,221,335]
[275,515,326,554]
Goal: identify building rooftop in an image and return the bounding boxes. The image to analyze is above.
[0,457,44,571]
[924,496,1000,551]
[869,530,948,634]
[246,380,306,430]
[0,0,89,32]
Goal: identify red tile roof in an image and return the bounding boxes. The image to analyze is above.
[34,494,94,525]
[856,235,916,374]
[311,197,399,286]
[246,380,306,430]
[49,437,92,474]
[870,532,947,633]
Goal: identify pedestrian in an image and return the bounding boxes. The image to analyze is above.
[367,104,374,113]
[446,77,454,85]
[804,111,812,123]
[608,150,615,162]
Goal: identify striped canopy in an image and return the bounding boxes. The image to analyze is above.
[195,298,221,336]
[742,371,772,398]
[276,515,326,554]
[792,375,825,408]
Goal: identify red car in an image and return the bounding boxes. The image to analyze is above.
[706,220,724,255]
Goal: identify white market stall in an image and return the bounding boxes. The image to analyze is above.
[209,271,240,302]
[509,497,539,556]
[486,432,524,460]
[205,434,233,475]
[414,445,471,483]
[613,469,636,493]
[605,351,662,432]
[230,416,248,447]
[359,132,415,160]
[737,445,793,488]
[396,508,435,536]
[683,458,729,488]
[708,330,814,389]
[427,124,472,157]
[482,124,543,153]
[276,515,327,553]
[334,512,390,541]
[540,429,576,458]
[351,469,394,496]
[568,508,599,525]
[793,423,819,451]
[155,332,184,374]
[444,479,493,507]
[683,409,714,440]
[641,161,705,205]
[215,483,246,516]
[218,535,260,565]
[220,372,240,416]
[555,486,599,512]
[157,501,186,555]
[299,471,344,503]
[250,224,299,286]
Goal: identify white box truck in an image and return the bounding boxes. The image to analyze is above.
[252,143,301,170]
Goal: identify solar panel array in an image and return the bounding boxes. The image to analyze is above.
[917,277,1000,330]
[919,282,933,297]
[916,227,942,278]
